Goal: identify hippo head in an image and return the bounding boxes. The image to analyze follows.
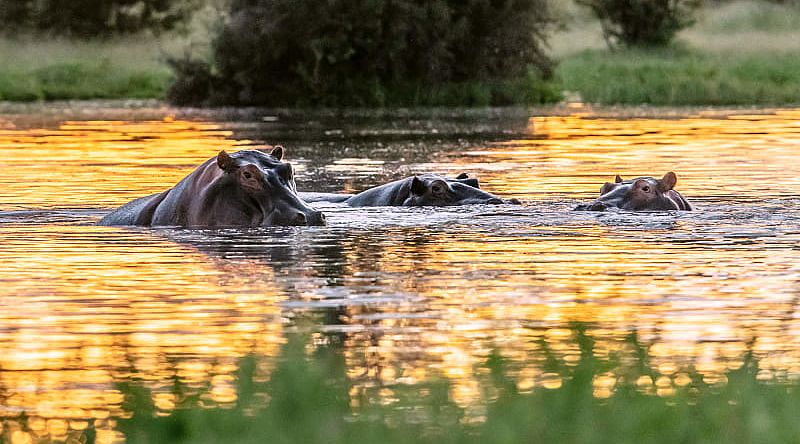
[216,147,325,226]
[575,172,682,212]
[402,174,506,206]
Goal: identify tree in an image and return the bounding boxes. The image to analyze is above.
[168,0,557,106]
[577,0,701,47]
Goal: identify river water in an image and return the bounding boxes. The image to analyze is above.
[0,103,799,442]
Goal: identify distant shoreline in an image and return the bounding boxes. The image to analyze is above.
[1,99,797,121]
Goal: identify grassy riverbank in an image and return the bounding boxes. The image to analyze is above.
[558,48,800,105]
[0,1,799,105]
[552,0,800,106]
[0,38,171,101]
[114,333,800,444]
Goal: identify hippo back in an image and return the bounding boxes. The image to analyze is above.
[341,174,505,207]
[99,191,168,226]
[150,157,220,226]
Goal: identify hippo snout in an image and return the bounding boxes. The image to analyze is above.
[305,210,326,226]
[574,202,608,211]
[286,210,326,226]
[290,212,308,226]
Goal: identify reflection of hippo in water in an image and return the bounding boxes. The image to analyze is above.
[575,172,692,212]
[99,147,326,227]
[299,173,517,207]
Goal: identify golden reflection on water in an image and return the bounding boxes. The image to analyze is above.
[339,229,800,411]
[0,224,285,442]
[439,108,800,200]
[1,109,800,439]
[0,119,242,210]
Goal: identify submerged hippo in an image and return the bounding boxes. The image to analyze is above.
[575,172,692,211]
[99,147,326,227]
[299,173,516,207]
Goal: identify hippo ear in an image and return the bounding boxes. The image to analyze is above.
[658,172,677,192]
[217,150,234,171]
[410,176,426,196]
[456,172,469,180]
[600,182,615,195]
[615,174,623,183]
[461,178,480,189]
[270,145,284,160]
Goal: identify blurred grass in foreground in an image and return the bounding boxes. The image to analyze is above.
[113,329,800,444]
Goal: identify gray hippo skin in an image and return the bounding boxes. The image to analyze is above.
[300,173,517,207]
[99,147,326,227]
[575,172,692,211]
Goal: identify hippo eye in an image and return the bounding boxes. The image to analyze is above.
[642,186,650,192]
[243,172,253,179]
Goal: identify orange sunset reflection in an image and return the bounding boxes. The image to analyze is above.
[1,108,800,439]
[423,108,800,201]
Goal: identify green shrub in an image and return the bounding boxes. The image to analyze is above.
[576,0,701,47]
[168,0,557,106]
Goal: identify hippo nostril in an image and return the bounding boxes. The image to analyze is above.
[304,211,326,226]
[488,198,504,205]
[590,202,607,211]
[293,212,307,225]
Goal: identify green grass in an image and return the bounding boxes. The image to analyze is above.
[556,47,800,106]
[550,0,800,106]
[0,37,172,101]
[105,329,800,444]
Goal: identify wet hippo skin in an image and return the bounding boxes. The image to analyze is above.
[99,147,326,227]
[299,173,518,207]
[575,172,692,211]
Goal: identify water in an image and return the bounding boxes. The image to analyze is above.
[1,103,800,442]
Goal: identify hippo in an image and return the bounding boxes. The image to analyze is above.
[99,147,326,227]
[299,173,517,207]
[574,172,692,212]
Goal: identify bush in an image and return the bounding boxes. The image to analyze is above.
[168,0,557,106]
[576,0,701,47]
[0,0,199,38]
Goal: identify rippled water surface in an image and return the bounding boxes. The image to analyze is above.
[1,104,800,442]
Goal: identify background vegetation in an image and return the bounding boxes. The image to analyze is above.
[0,0,199,37]
[168,0,557,106]
[0,0,799,106]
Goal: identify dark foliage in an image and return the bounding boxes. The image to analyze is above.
[577,0,701,47]
[166,58,218,106]
[0,0,197,38]
[168,0,557,106]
